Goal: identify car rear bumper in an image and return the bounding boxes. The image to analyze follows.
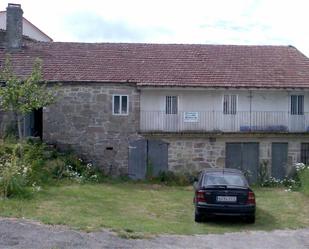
[196,203,255,217]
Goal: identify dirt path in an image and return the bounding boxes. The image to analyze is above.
[0,218,308,249]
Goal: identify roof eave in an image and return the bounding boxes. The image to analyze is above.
[137,84,309,90]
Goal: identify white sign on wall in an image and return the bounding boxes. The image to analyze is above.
[184,112,199,122]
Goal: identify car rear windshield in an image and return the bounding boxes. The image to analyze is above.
[202,173,248,187]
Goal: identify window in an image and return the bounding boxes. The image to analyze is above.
[203,173,247,187]
[291,95,304,115]
[223,95,237,115]
[166,96,178,114]
[301,143,309,164]
[113,95,128,115]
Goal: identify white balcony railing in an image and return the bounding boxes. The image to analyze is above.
[140,111,309,133]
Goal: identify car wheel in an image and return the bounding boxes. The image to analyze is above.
[194,212,203,223]
[247,215,255,224]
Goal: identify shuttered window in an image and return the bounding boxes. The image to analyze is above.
[113,95,129,115]
[223,95,237,115]
[166,96,178,114]
[291,95,304,115]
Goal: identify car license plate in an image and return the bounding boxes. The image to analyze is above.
[216,196,237,202]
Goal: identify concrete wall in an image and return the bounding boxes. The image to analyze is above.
[159,134,309,177]
[43,83,141,175]
[141,88,309,112]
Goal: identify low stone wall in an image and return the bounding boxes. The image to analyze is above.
[43,83,140,175]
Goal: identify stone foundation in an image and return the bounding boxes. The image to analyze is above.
[158,134,309,175]
[167,139,225,172]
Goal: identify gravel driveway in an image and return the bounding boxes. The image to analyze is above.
[0,218,308,249]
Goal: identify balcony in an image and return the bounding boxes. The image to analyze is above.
[140,111,309,133]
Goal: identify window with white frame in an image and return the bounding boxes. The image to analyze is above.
[166,96,178,114]
[291,95,304,115]
[113,95,128,115]
[223,95,237,115]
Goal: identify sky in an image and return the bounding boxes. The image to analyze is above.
[1,0,309,57]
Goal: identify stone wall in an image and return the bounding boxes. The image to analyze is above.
[43,83,141,175]
[167,138,225,172]
[161,134,309,176]
[0,110,15,138]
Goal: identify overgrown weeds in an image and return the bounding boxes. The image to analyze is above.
[258,160,309,194]
[295,163,309,196]
[0,148,31,198]
[0,138,104,199]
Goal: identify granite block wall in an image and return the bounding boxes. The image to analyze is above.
[43,83,141,175]
[162,135,309,176]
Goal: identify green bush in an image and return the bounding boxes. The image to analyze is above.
[22,140,52,185]
[3,123,18,140]
[258,163,309,194]
[54,153,102,183]
[0,146,31,198]
[0,139,105,199]
[295,163,309,196]
[299,169,309,196]
[258,176,298,189]
[21,140,103,184]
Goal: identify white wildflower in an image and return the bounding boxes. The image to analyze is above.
[22,167,28,174]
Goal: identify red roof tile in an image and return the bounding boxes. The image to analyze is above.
[1,41,309,88]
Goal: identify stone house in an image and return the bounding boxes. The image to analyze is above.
[2,4,309,181]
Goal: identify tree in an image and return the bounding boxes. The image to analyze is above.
[0,55,55,140]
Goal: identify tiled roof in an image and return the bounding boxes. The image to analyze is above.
[1,41,309,88]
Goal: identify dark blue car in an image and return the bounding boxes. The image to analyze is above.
[193,168,256,223]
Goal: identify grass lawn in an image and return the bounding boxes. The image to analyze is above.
[0,182,308,237]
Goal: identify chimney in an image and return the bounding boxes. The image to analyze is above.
[6,3,23,50]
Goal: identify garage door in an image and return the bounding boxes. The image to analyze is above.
[147,139,168,176]
[226,143,259,183]
[272,143,288,180]
[128,139,147,180]
[128,139,168,180]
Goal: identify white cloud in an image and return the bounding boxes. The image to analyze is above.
[1,0,309,56]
